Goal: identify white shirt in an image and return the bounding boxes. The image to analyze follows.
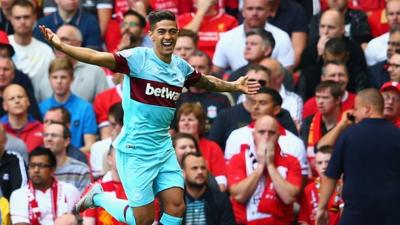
[212,23,294,70]
[225,124,309,175]
[90,137,112,179]
[365,32,389,66]
[9,181,80,225]
[279,85,303,125]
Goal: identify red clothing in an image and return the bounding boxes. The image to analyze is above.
[93,86,122,127]
[228,146,302,225]
[368,9,388,38]
[2,118,43,152]
[83,173,128,225]
[178,12,238,58]
[298,179,342,225]
[347,0,385,12]
[149,0,192,15]
[302,92,356,119]
[198,138,227,178]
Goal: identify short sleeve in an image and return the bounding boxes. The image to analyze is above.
[227,153,247,187]
[285,156,303,189]
[113,48,146,75]
[175,57,201,87]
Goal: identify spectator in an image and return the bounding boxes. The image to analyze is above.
[33,0,102,50]
[228,115,302,225]
[0,0,15,34]
[368,4,389,37]
[298,146,342,225]
[43,122,91,193]
[173,29,198,62]
[367,25,400,89]
[1,84,43,152]
[105,9,152,53]
[267,0,308,68]
[43,107,88,164]
[316,89,400,225]
[365,0,400,66]
[225,86,308,179]
[0,124,27,200]
[209,65,298,149]
[309,0,372,47]
[176,50,233,133]
[90,103,123,179]
[176,102,228,192]
[302,60,356,119]
[36,24,108,103]
[8,0,55,100]
[212,0,294,73]
[380,81,400,127]
[178,0,238,58]
[181,152,236,225]
[40,58,97,152]
[54,213,83,225]
[9,147,80,225]
[387,52,400,83]
[301,81,343,177]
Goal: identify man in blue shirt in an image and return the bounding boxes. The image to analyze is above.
[40,10,259,225]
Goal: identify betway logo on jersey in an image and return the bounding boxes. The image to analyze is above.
[145,83,180,101]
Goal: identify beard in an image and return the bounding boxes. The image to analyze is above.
[186,178,206,189]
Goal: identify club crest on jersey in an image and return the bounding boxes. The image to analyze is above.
[145,83,180,101]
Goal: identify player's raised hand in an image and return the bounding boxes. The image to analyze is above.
[235,75,261,95]
[39,25,62,49]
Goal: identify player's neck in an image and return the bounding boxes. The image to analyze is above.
[153,49,172,64]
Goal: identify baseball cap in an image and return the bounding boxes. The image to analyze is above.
[0,30,15,57]
[381,81,400,93]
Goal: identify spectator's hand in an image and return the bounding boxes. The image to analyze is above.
[118,33,132,51]
[256,140,267,167]
[317,35,329,56]
[315,207,329,225]
[338,109,355,127]
[265,137,277,166]
[234,75,260,95]
[196,0,217,14]
[39,25,62,49]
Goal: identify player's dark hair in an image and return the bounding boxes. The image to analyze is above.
[29,147,57,168]
[148,10,176,31]
[124,9,147,28]
[257,86,283,106]
[108,103,124,126]
[176,103,206,137]
[316,80,344,100]
[172,132,200,153]
[181,152,203,169]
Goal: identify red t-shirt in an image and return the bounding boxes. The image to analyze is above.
[93,86,122,127]
[178,12,238,58]
[149,0,192,15]
[298,180,342,225]
[228,147,302,225]
[302,92,356,119]
[368,9,388,38]
[347,0,385,12]
[198,138,227,178]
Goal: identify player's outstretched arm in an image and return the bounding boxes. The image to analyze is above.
[194,74,260,94]
[40,25,116,70]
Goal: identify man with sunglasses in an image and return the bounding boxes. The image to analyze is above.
[10,147,80,225]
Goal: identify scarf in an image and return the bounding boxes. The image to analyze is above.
[28,179,60,225]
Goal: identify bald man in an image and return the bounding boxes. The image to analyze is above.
[317,89,400,225]
[0,84,44,152]
[37,25,108,102]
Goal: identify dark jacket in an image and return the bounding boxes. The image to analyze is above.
[0,150,27,199]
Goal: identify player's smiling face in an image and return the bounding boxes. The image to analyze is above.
[149,20,178,62]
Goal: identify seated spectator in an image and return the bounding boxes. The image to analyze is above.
[177,0,238,58]
[225,86,308,178]
[266,0,308,68]
[8,0,55,100]
[228,115,302,225]
[176,102,228,191]
[9,147,80,225]
[43,107,87,164]
[212,0,294,73]
[37,25,109,102]
[0,124,27,200]
[33,0,102,50]
[365,0,400,66]
[381,81,400,127]
[175,50,233,134]
[43,122,91,193]
[367,25,400,89]
[308,0,372,47]
[298,146,343,225]
[0,0,14,34]
[181,152,236,225]
[40,58,97,152]
[93,74,123,139]
[83,146,129,225]
[302,60,356,119]
[105,9,152,53]
[209,66,297,150]
[1,84,43,152]
[90,103,123,179]
[301,81,343,177]
[173,29,198,62]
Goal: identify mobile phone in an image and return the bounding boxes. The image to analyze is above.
[347,113,355,122]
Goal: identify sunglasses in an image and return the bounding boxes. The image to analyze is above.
[248,78,267,86]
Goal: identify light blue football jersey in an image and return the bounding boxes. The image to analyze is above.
[112,47,200,155]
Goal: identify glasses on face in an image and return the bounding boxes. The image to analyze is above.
[384,62,400,70]
[248,78,267,86]
[383,93,400,103]
[43,133,64,138]
[120,21,140,28]
[29,163,52,169]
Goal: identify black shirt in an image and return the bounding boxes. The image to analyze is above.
[0,151,27,199]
